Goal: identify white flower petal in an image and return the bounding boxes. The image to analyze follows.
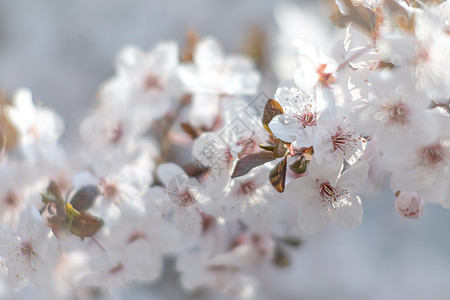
[338,161,369,192]
[328,196,363,228]
[297,202,329,234]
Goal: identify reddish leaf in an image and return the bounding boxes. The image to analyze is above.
[273,141,289,158]
[262,99,284,135]
[231,151,276,178]
[70,185,100,212]
[69,211,104,239]
[269,156,287,193]
[330,0,376,35]
[180,122,200,139]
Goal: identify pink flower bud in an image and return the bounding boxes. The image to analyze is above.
[395,191,425,219]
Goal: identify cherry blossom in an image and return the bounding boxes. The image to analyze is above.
[6,89,64,162]
[285,158,369,234]
[178,37,261,128]
[0,206,58,290]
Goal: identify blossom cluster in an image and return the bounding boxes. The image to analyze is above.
[0,0,448,298]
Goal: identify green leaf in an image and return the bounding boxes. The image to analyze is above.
[41,180,64,205]
[289,156,309,174]
[272,246,291,268]
[280,236,303,248]
[259,144,275,152]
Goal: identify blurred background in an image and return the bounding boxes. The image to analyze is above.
[1,0,450,299]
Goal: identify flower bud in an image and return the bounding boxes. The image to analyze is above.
[395,191,425,219]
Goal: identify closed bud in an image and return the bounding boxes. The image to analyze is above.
[395,191,425,219]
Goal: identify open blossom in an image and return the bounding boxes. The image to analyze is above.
[80,240,162,294]
[6,88,64,161]
[389,131,450,207]
[268,80,317,147]
[219,167,279,234]
[178,37,261,128]
[176,250,258,298]
[157,163,211,236]
[192,98,268,195]
[0,206,58,290]
[343,23,379,70]
[312,114,366,167]
[293,42,338,93]
[0,1,449,297]
[285,158,369,234]
[377,6,450,100]
[99,41,180,123]
[73,162,152,224]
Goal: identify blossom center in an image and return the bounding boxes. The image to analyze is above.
[382,101,410,127]
[100,179,119,199]
[236,136,258,157]
[109,263,124,275]
[109,123,123,144]
[127,230,147,244]
[175,189,196,207]
[420,143,448,168]
[143,73,162,91]
[331,125,358,154]
[3,190,20,209]
[18,240,35,264]
[237,181,256,196]
[295,109,317,128]
[317,64,335,86]
[319,181,345,212]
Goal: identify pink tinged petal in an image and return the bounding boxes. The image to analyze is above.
[26,255,52,288]
[172,208,202,237]
[123,240,162,282]
[16,206,43,241]
[157,163,185,187]
[192,132,228,167]
[189,93,220,129]
[31,227,58,259]
[0,226,15,257]
[6,264,28,290]
[115,46,145,76]
[307,157,342,185]
[180,269,208,291]
[395,191,425,219]
[148,41,179,75]
[284,176,318,206]
[268,114,299,143]
[79,273,108,288]
[90,252,121,273]
[176,253,208,273]
[8,89,36,130]
[73,171,99,188]
[338,161,369,192]
[293,57,318,92]
[328,196,363,228]
[297,202,329,234]
[194,37,225,70]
